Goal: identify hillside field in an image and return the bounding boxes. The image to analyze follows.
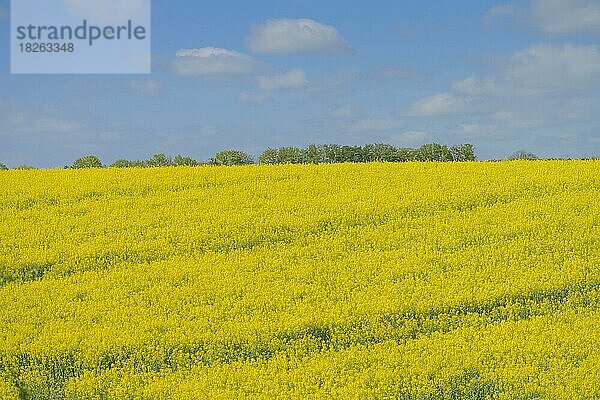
[0,161,599,399]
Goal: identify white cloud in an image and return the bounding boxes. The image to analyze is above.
[390,131,429,146]
[491,111,513,121]
[505,44,600,92]
[485,0,600,35]
[128,80,162,96]
[65,0,149,24]
[452,44,600,97]
[28,118,85,135]
[199,126,217,137]
[348,118,403,133]
[247,18,351,55]
[329,105,359,119]
[458,123,481,135]
[306,67,359,95]
[238,92,270,104]
[452,76,498,96]
[257,69,308,91]
[174,48,258,78]
[405,93,471,117]
[0,102,85,137]
[530,0,600,35]
[402,44,600,153]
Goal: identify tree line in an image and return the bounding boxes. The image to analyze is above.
[77,143,475,169]
[258,143,475,164]
[0,142,477,170]
[2,147,597,170]
[0,142,479,170]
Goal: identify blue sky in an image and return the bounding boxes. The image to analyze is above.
[1,0,599,167]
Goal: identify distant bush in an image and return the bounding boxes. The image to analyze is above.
[17,143,478,171]
[109,154,200,168]
[110,159,136,168]
[0,163,7,171]
[210,150,254,166]
[72,155,103,169]
[509,151,538,160]
[14,165,37,170]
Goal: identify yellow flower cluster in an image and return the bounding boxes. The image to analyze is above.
[0,160,598,399]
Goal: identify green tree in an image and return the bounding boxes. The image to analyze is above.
[339,145,364,163]
[416,143,452,162]
[173,155,199,166]
[276,147,303,164]
[450,143,476,161]
[363,143,398,162]
[322,144,342,163]
[146,153,173,167]
[212,150,254,166]
[395,147,417,162]
[302,144,324,164]
[0,163,7,171]
[110,159,135,168]
[72,155,103,169]
[258,148,279,164]
[509,150,538,160]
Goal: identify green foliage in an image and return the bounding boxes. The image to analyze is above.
[302,144,324,164]
[14,165,37,170]
[451,144,476,162]
[110,155,198,168]
[509,150,538,160]
[259,143,476,165]
[258,148,278,165]
[110,159,136,168]
[417,143,453,162]
[13,143,477,171]
[0,163,8,171]
[72,155,103,169]
[211,150,254,166]
[276,147,303,164]
[173,155,199,167]
[146,153,172,167]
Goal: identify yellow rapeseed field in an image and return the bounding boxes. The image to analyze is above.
[0,161,599,399]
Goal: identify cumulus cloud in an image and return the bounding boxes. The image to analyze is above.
[34,118,85,134]
[451,76,498,96]
[65,0,149,24]
[531,0,600,35]
[405,93,472,117]
[453,44,600,96]
[329,105,359,119]
[174,48,258,78]
[408,43,600,120]
[485,0,600,35]
[0,101,85,137]
[238,92,270,104]
[128,80,163,96]
[257,69,308,91]
[505,44,600,91]
[348,118,403,133]
[247,18,351,55]
[390,131,429,146]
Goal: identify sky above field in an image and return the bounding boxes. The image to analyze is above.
[0,0,599,167]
